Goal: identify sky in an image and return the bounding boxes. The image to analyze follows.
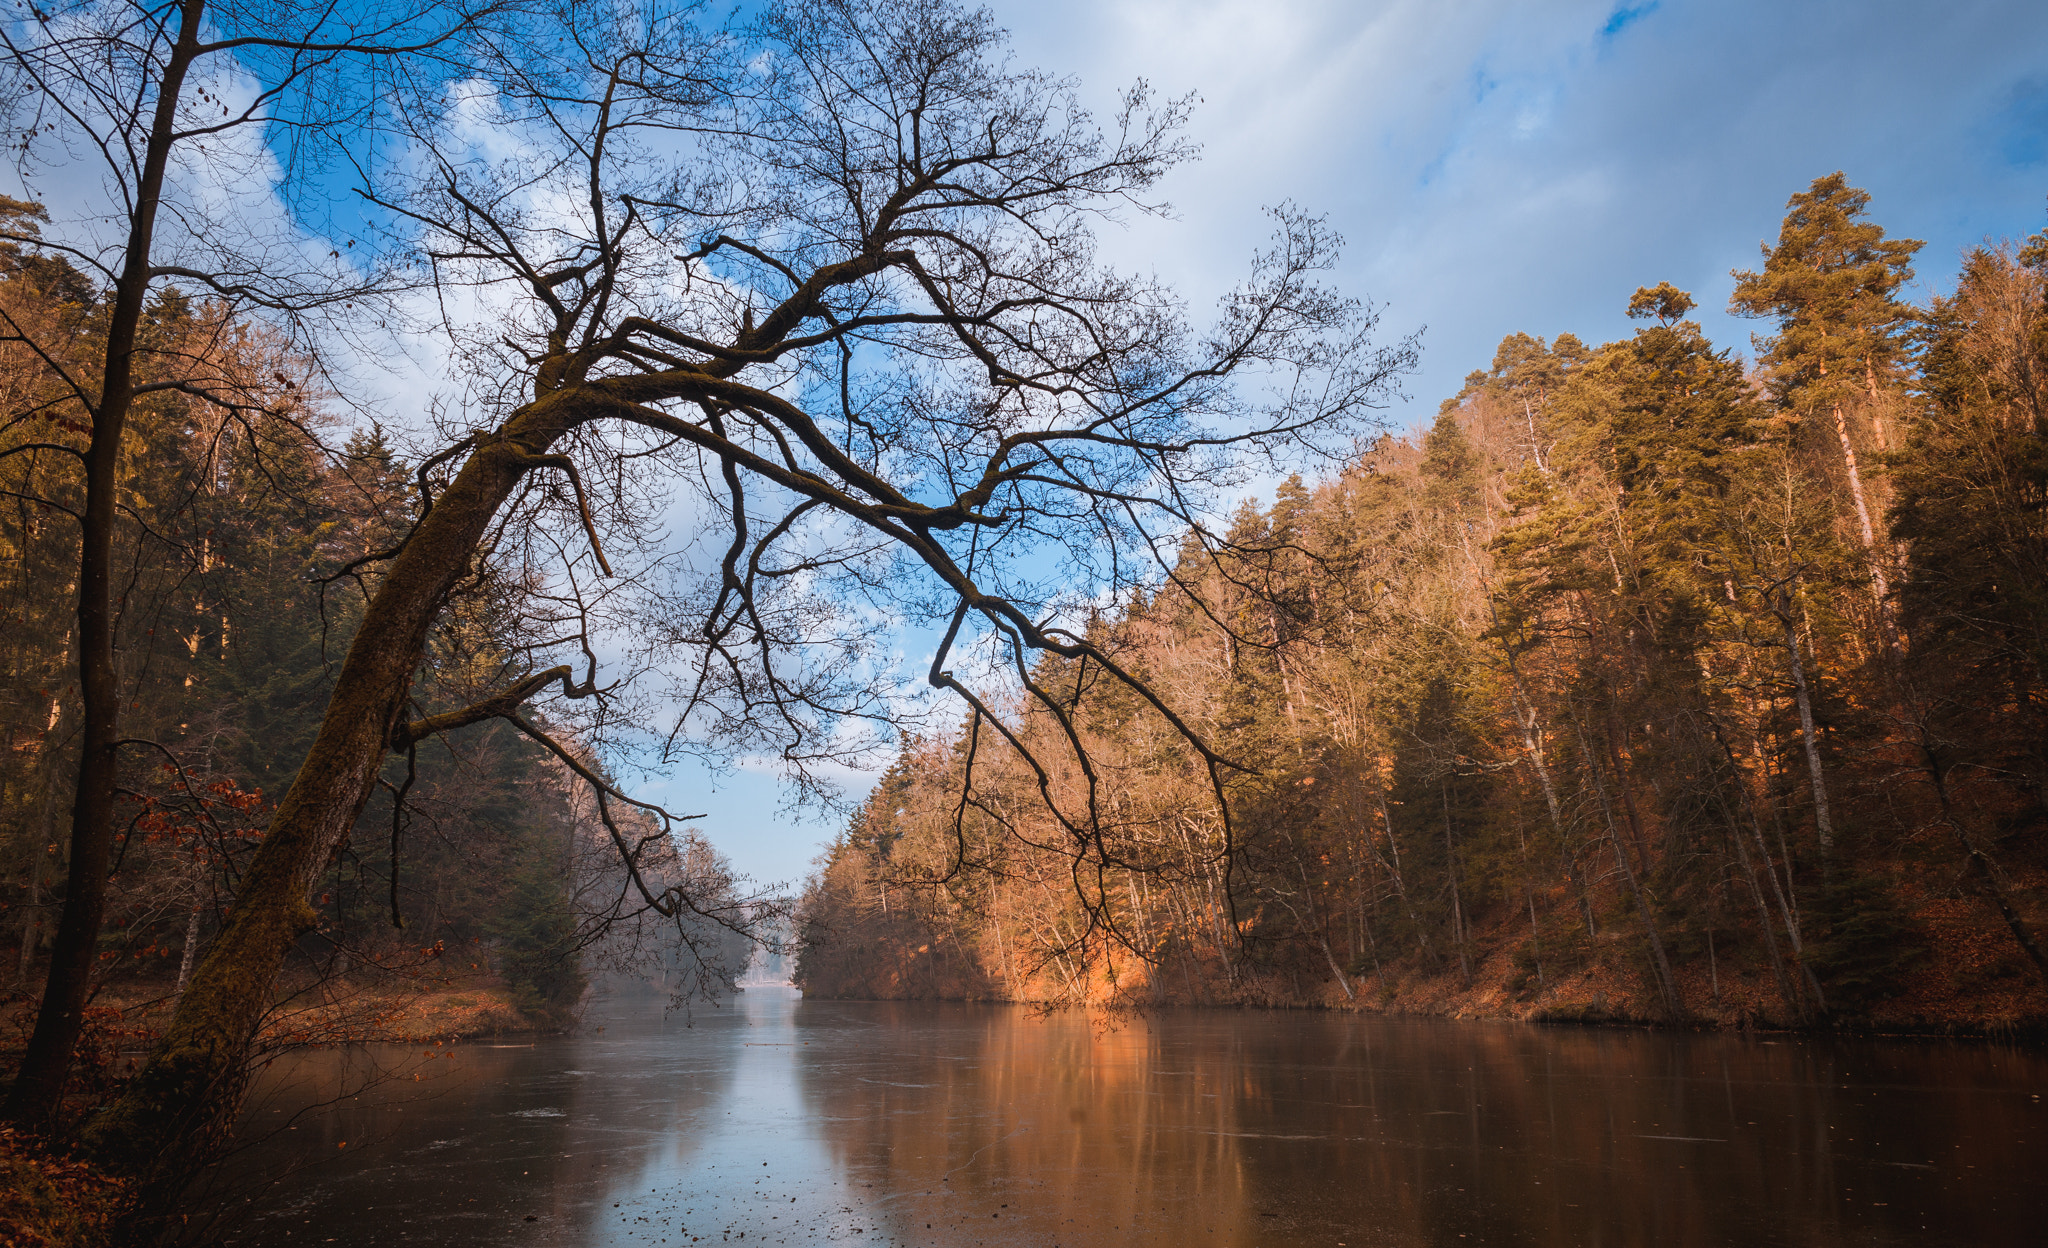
[674,0,2048,889]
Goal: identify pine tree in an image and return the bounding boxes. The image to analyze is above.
[1730,173,1923,597]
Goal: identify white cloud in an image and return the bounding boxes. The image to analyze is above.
[1003,0,2048,433]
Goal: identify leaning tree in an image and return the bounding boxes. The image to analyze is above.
[84,0,1414,1181]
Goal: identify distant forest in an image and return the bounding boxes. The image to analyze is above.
[798,175,2048,1030]
[0,193,743,1077]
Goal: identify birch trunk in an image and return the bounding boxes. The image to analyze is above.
[1777,593,1836,859]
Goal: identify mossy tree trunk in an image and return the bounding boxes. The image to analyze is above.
[81,399,570,1172]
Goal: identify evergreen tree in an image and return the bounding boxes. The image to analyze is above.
[1730,173,1923,593]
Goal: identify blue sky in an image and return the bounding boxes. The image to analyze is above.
[341,0,2048,894]
[999,0,2048,410]
[675,0,2048,890]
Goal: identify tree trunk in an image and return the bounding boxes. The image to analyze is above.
[1573,715,1681,1016]
[1513,809,1543,987]
[1707,720,1813,1021]
[1292,855,1352,1000]
[1732,827,1801,1020]
[1830,402,1887,599]
[1441,783,1471,986]
[83,396,566,1175]
[172,898,204,1004]
[1829,398,1905,656]
[1359,893,1383,985]
[1777,594,1836,860]
[1917,738,2048,982]
[1602,717,1653,875]
[5,0,206,1129]
[1726,724,1830,1014]
[17,839,40,985]
[1375,790,1439,968]
[1480,597,1589,938]
[19,694,72,985]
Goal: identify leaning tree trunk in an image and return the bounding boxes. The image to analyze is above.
[1830,401,1885,597]
[1571,715,1682,1017]
[81,398,570,1177]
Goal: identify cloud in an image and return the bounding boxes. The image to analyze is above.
[1002,0,2048,434]
[153,0,2044,889]
[711,0,2048,882]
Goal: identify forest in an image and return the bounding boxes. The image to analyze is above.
[798,175,2048,1033]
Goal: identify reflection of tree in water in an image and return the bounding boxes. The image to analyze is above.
[792,1005,2048,1247]
[215,1028,749,1248]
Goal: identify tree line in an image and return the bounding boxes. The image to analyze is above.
[798,174,2048,1032]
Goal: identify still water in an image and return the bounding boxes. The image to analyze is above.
[213,987,2046,1246]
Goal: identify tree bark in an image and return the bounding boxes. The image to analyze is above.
[5,0,206,1129]
[1291,854,1352,1000]
[1441,783,1471,986]
[1478,591,1588,937]
[1831,401,1883,594]
[1707,719,1813,1020]
[16,837,40,986]
[1776,592,1836,860]
[83,396,570,1174]
[1374,790,1439,968]
[1828,395,1900,648]
[1916,738,2048,982]
[1573,715,1681,1016]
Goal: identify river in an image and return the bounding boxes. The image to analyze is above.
[208,986,2045,1246]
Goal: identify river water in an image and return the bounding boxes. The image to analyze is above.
[210,986,2045,1247]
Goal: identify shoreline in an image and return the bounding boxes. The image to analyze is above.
[794,988,2048,1043]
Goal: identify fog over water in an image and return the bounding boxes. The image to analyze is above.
[214,988,2047,1246]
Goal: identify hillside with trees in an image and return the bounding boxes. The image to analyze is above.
[797,176,2048,1033]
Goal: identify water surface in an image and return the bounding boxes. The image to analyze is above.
[215,988,2047,1246]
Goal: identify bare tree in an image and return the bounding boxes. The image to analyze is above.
[83,0,1411,1185]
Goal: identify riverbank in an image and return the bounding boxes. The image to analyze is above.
[274,982,545,1043]
[797,887,2048,1038]
[78,980,554,1048]
[0,980,554,1247]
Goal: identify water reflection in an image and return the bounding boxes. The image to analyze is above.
[794,1004,2045,1246]
[218,990,2047,1247]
